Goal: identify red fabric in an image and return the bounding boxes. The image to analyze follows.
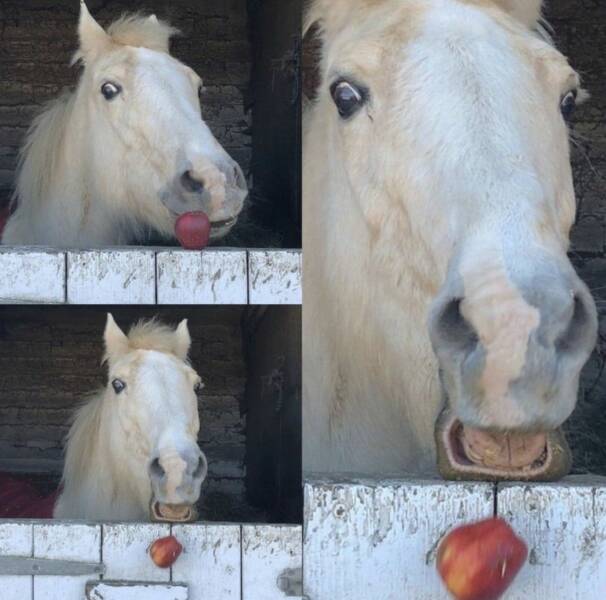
[0,474,59,519]
[0,204,10,240]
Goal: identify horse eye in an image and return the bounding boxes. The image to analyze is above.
[111,378,126,394]
[560,90,577,122]
[330,79,367,119]
[194,381,203,393]
[101,82,122,101]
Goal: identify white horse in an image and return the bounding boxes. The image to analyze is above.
[303,0,598,481]
[3,2,247,247]
[54,314,207,522]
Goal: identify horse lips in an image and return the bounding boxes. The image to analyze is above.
[437,517,528,600]
[175,211,211,250]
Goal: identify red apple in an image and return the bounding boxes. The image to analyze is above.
[175,211,211,250]
[149,535,183,568]
[437,517,528,600]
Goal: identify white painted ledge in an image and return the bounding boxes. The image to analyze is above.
[0,247,301,305]
[248,250,302,305]
[304,476,606,600]
[0,248,65,304]
[157,249,247,304]
[67,250,156,305]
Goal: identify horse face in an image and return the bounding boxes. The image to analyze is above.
[317,0,597,478]
[109,349,206,521]
[85,45,247,241]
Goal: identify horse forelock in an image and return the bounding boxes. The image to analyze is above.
[305,0,546,47]
[100,319,191,368]
[106,14,180,54]
[127,320,189,359]
[72,13,179,65]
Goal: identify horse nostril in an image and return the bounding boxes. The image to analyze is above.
[192,454,207,480]
[149,457,165,480]
[181,170,205,193]
[556,292,593,354]
[433,298,479,354]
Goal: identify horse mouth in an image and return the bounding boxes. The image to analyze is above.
[209,216,238,239]
[150,501,198,523]
[435,408,572,481]
[211,216,237,229]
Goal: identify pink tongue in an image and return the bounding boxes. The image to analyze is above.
[460,427,547,469]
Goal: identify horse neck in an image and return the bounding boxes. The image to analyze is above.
[59,391,150,520]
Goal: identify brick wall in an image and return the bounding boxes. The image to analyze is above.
[0,0,252,210]
[0,307,267,522]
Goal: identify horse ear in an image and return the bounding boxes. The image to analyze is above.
[148,15,159,24]
[493,0,543,28]
[104,313,129,364]
[174,320,192,361]
[78,1,111,63]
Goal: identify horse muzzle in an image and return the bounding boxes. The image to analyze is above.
[150,500,198,523]
[435,408,572,481]
[148,448,207,522]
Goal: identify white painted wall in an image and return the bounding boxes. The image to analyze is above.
[0,248,301,305]
[304,477,606,600]
[304,479,493,600]
[248,251,302,305]
[0,522,302,600]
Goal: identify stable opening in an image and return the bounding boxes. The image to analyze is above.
[0,0,301,248]
[0,306,302,524]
